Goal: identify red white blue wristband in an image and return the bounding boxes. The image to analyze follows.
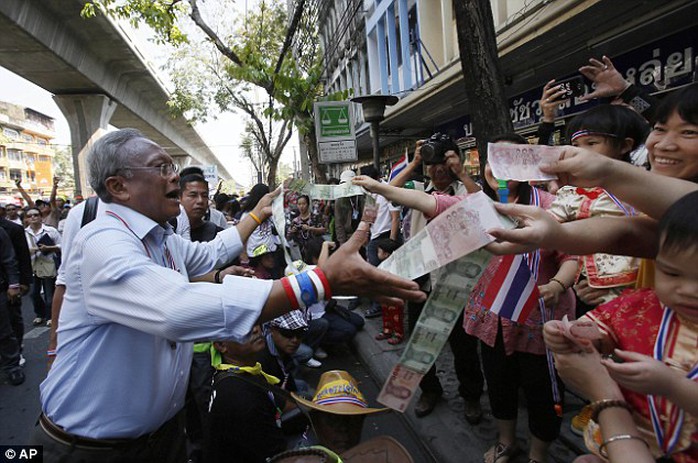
[280,277,299,310]
[313,268,332,299]
[307,270,325,302]
[296,271,318,307]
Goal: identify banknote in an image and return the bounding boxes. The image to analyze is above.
[379,191,503,281]
[379,250,491,411]
[487,143,563,181]
[270,189,294,268]
[377,364,424,412]
[310,182,364,200]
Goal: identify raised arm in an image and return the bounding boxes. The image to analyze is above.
[389,140,422,188]
[487,203,659,258]
[542,147,698,220]
[14,179,35,208]
[352,175,437,215]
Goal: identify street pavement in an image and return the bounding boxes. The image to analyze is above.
[0,296,436,462]
[350,298,588,463]
[1,294,589,463]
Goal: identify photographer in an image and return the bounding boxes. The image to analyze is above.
[386,134,484,420]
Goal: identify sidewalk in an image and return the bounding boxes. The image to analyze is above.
[349,301,587,463]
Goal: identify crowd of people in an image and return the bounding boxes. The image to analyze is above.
[0,54,696,463]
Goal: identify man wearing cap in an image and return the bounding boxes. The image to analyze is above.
[259,311,316,393]
[33,129,423,463]
[292,370,388,454]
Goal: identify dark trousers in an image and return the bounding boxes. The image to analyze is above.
[31,275,55,319]
[322,309,364,345]
[32,412,186,463]
[407,297,484,401]
[481,325,563,442]
[0,292,21,373]
[7,296,24,350]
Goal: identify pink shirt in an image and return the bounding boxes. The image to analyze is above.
[430,189,577,355]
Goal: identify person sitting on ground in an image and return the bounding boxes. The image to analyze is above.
[259,311,315,395]
[292,370,388,454]
[301,239,365,352]
[543,190,698,462]
[204,325,289,463]
[373,238,405,345]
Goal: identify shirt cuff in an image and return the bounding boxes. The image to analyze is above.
[220,276,273,342]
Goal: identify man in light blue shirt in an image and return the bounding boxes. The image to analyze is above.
[34,129,423,462]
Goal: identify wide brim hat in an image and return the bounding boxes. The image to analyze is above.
[292,370,388,416]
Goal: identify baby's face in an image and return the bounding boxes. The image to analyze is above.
[654,245,698,322]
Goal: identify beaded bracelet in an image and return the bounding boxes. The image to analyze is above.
[549,277,567,292]
[590,399,633,422]
[599,434,649,458]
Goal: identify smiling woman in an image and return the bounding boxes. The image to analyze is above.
[646,84,698,183]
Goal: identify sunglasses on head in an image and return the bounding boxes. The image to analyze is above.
[276,327,308,339]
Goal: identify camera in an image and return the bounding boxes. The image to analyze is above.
[420,133,459,165]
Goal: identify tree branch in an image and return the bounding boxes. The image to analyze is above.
[189,0,244,67]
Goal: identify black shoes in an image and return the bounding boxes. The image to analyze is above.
[363,306,382,319]
[8,368,25,386]
[464,399,483,425]
[414,391,441,418]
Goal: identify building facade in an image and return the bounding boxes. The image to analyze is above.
[0,101,56,205]
[318,0,698,175]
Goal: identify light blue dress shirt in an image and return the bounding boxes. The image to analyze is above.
[40,203,273,439]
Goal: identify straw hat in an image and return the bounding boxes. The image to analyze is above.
[292,370,388,415]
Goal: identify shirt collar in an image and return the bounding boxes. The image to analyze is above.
[104,203,174,242]
[425,180,460,195]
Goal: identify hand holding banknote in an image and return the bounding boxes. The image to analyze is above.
[543,317,601,354]
[352,175,383,194]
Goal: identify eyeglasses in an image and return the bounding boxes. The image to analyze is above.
[276,327,308,339]
[120,163,179,178]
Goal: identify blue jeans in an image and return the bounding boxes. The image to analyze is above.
[322,310,364,345]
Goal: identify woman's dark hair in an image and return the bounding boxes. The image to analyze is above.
[301,237,325,263]
[297,194,310,205]
[566,104,650,157]
[376,238,401,255]
[214,192,230,211]
[482,134,532,205]
[653,83,698,126]
[658,190,698,254]
[243,183,270,212]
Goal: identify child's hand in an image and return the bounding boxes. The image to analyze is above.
[553,346,624,401]
[352,175,382,193]
[573,280,610,306]
[601,349,681,397]
[544,320,591,354]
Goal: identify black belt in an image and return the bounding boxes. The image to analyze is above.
[39,414,141,450]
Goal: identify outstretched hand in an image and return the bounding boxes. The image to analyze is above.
[320,221,425,305]
[255,187,282,220]
[540,79,567,122]
[485,202,561,255]
[540,146,615,188]
[579,55,630,101]
[352,175,383,194]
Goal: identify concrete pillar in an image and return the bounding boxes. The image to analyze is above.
[53,94,117,196]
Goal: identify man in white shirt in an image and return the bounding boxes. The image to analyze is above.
[34,128,423,463]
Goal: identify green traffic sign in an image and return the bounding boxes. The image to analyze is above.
[318,104,351,137]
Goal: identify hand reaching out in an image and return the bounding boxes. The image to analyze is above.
[553,345,623,401]
[579,56,630,101]
[352,175,383,194]
[485,202,562,255]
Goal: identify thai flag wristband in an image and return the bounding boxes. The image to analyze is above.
[281,277,300,310]
[312,267,332,299]
[296,271,318,308]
